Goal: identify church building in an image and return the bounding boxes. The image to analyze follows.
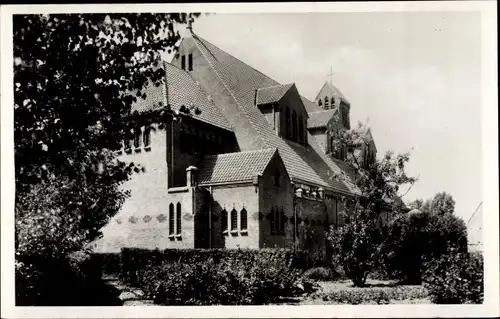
[94,23,379,258]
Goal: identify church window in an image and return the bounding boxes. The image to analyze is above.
[285,107,291,138]
[318,99,323,107]
[292,110,298,141]
[181,55,186,70]
[221,209,228,232]
[143,126,151,148]
[279,207,286,232]
[188,54,193,71]
[331,97,336,108]
[298,114,304,143]
[231,209,238,231]
[176,202,182,235]
[324,96,329,109]
[169,203,174,235]
[134,128,141,149]
[274,169,280,187]
[240,208,248,231]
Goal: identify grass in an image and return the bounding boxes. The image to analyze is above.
[298,279,430,305]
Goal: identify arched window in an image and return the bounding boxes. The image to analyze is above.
[143,126,151,148]
[324,96,329,109]
[169,203,174,235]
[292,110,298,141]
[318,99,323,107]
[270,207,276,233]
[231,209,238,231]
[285,107,291,138]
[331,97,336,108]
[298,114,304,143]
[240,208,248,231]
[221,209,228,232]
[280,207,286,232]
[188,53,193,71]
[176,202,182,235]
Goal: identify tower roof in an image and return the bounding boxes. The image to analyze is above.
[315,81,350,105]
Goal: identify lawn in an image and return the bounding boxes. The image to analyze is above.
[297,279,430,305]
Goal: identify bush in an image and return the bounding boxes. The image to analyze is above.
[119,248,313,286]
[423,251,483,304]
[384,210,468,284]
[311,285,428,305]
[303,266,344,281]
[16,250,122,306]
[125,248,317,305]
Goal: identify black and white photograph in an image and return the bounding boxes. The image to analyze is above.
[1,1,498,318]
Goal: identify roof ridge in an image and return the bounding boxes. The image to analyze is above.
[203,148,277,159]
[257,83,294,91]
[308,108,338,114]
[192,33,272,149]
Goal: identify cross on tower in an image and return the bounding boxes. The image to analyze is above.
[327,66,335,84]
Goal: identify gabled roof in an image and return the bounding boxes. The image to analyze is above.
[130,62,233,131]
[189,33,358,195]
[307,109,338,130]
[301,96,323,113]
[255,83,294,106]
[315,81,350,104]
[164,62,232,131]
[198,148,279,185]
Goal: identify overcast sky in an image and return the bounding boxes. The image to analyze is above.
[172,12,482,221]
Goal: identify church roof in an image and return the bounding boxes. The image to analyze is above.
[255,83,294,106]
[197,148,279,185]
[188,33,357,195]
[315,81,350,104]
[307,109,338,129]
[130,63,233,131]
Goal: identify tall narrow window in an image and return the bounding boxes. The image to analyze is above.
[285,107,291,138]
[324,96,329,109]
[270,207,276,233]
[221,209,228,232]
[169,203,174,235]
[176,202,182,235]
[240,208,248,231]
[298,114,304,143]
[143,126,151,148]
[279,207,286,232]
[181,55,186,70]
[231,209,238,231]
[318,99,323,107]
[134,128,141,149]
[292,110,298,141]
[188,54,193,71]
[274,170,280,187]
[331,97,336,108]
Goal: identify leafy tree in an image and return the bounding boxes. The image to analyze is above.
[326,122,417,286]
[384,193,467,284]
[14,13,199,305]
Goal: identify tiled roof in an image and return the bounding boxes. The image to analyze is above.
[190,33,356,195]
[301,96,323,113]
[307,109,338,129]
[198,149,278,185]
[255,83,294,106]
[164,62,232,131]
[130,63,232,131]
[315,82,350,104]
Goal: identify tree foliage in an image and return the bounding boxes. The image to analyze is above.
[410,191,456,216]
[14,13,199,305]
[327,121,417,286]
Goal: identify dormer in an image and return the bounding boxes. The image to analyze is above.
[255,83,309,146]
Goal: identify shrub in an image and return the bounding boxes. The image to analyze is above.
[119,248,313,286]
[127,248,317,305]
[311,285,428,305]
[423,250,483,304]
[383,209,468,284]
[303,266,343,281]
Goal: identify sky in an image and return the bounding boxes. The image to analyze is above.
[171,12,482,222]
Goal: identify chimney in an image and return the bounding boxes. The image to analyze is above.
[186,165,198,188]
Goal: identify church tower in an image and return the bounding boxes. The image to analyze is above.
[314,70,351,130]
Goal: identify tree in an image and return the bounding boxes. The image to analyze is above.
[14,13,200,305]
[326,121,417,286]
[422,191,456,215]
[384,193,467,284]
